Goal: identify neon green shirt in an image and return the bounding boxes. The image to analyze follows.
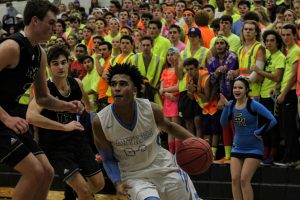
[281,44,300,92]
[260,50,285,98]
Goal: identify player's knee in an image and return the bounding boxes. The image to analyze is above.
[145,197,160,200]
[231,175,241,185]
[89,174,105,193]
[43,164,55,183]
[75,184,92,198]
[240,176,250,188]
[29,164,45,183]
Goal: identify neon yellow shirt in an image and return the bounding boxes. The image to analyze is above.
[281,44,300,92]
[260,50,285,98]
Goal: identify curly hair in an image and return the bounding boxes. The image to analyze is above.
[108,63,144,92]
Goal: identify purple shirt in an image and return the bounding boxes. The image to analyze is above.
[207,51,239,98]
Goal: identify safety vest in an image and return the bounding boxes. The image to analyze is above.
[179,46,210,92]
[110,52,135,66]
[133,53,163,87]
[238,41,262,97]
[186,69,218,115]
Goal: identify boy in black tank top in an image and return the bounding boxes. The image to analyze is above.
[0,1,84,199]
[27,46,104,199]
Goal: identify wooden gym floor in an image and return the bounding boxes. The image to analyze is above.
[0,187,119,200]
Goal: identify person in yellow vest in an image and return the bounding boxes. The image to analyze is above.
[147,20,172,62]
[176,27,212,137]
[130,36,164,92]
[95,41,113,111]
[107,35,135,99]
[110,35,135,66]
[274,24,300,166]
[238,20,266,99]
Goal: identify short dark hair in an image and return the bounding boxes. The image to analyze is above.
[140,36,153,45]
[220,15,233,25]
[108,63,144,92]
[141,12,153,20]
[262,29,283,50]
[99,41,113,51]
[139,2,150,10]
[244,11,260,22]
[148,20,162,30]
[238,0,251,9]
[170,24,181,34]
[47,45,70,65]
[120,35,134,45]
[76,43,88,52]
[110,0,121,10]
[203,4,215,13]
[93,35,104,42]
[24,0,59,25]
[175,0,187,8]
[79,55,94,64]
[56,19,66,32]
[183,58,199,69]
[282,23,297,35]
[96,17,107,26]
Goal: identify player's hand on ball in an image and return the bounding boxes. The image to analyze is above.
[116,181,132,200]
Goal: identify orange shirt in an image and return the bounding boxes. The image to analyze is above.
[199,26,215,48]
[98,57,112,103]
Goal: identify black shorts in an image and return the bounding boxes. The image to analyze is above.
[231,152,263,160]
[178,91,202,120]
[201,111,222,136]
[44,142,102,182]
[0,126,42,167]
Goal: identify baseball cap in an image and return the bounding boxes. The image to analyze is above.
[74,0,80,3]
[214,35,229,46]
[168,47,180,54]
[187,27,201,37]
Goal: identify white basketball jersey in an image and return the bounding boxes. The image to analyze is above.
[97,98,160,172]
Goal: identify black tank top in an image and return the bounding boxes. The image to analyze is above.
[38,77,85,147]
[0,32,41,110]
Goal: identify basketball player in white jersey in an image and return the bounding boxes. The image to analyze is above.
[93,63,200,200]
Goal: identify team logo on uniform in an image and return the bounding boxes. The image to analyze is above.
[10,138,17,145]
[64,169,69,174]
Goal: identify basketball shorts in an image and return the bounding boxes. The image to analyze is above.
[178,91,202,120]
[123,149,200,200]
[0,126,43,167]
[44,142,102,182]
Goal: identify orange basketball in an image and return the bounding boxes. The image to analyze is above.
[176,137,213,175]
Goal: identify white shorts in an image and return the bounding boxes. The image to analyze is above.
[122,149,200,200]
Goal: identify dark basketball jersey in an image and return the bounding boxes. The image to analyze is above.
[0,32,41,111]
[38,77,86,147]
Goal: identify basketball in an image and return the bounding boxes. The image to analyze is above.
[176,137,214,175]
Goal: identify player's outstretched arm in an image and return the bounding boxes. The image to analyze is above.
[92,115,132,196]
[26,98,84,132]
[151,102,194,140]
[33,49,84,114]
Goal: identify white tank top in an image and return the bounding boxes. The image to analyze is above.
[97,98,160,172]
